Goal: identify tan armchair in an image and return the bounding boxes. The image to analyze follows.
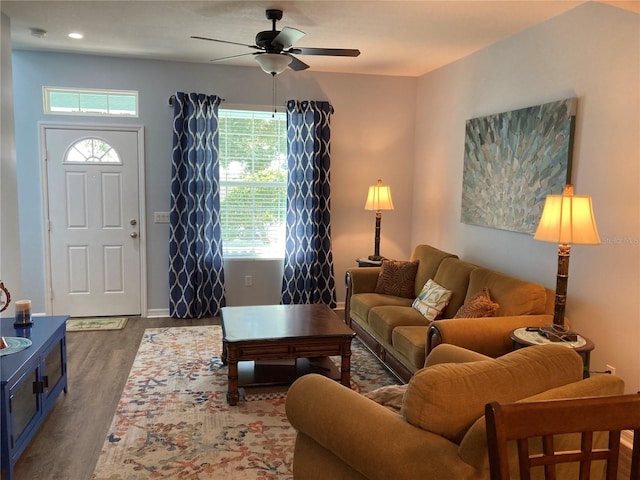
[286,344,624,480]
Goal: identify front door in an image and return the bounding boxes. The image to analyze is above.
[43,126,143,316]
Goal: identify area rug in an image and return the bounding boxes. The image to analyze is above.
[67,317,128,332]
[92,325,400,479]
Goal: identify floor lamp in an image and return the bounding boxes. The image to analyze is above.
[534,184,600,328]
[364,179,394,261]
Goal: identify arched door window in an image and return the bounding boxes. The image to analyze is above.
[65,138,121,164]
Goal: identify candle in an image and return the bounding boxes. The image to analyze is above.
[14,299,32,326]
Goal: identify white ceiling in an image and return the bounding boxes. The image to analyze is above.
[2,1,638,77]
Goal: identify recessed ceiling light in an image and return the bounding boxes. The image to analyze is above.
[68,32,83,40]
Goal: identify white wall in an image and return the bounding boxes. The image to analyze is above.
[10,51,417,312]
[413,2,639,393]
[0,13,22,317]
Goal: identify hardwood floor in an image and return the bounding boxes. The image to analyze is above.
[8,317,220,480]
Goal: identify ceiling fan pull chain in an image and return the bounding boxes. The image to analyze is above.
[272,73,277,117]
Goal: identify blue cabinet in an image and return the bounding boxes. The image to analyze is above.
[1,315,68,480]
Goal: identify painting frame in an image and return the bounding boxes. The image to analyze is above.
[461,98,576,234]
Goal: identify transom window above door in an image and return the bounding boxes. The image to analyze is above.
[64,138,122,164]
[43,87,138,117]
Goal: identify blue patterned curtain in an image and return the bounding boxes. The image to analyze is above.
[281,100,337,307]
[169,92,226,318]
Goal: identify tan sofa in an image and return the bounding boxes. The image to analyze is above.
[345,244,555,382]
[286,344,624,480]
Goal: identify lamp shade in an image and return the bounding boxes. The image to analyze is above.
[534,185,600,245]
[254,53,291,75]
[364,179,394,211]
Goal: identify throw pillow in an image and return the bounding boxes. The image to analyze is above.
[364,384,408,414]
[412,279,453,321]
[453,287,500,318]
[375,260,419,299]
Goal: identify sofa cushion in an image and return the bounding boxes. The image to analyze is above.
[467,268,546,316]
[453,287,499,318]
[412,279,452,321]
[350,293,413,325]
[400,344,583,443]
[432,258,478,318]
[368,306,428,344]
[410,245,458,297]
[392,326,430,370]
[375,260,419,299]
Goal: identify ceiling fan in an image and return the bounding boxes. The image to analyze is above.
[191,9,361,75]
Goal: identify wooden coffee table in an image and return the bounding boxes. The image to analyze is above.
[220,304,355,405]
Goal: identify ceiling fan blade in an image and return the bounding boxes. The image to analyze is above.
[271,27,305,50]
[191,35,261,50]
[210,52,256,62]
[287,54,309,72]
[292,47,360,57]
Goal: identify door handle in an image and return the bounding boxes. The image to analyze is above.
[130,232,138,238]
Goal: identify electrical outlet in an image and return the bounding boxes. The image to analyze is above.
[606,364,616,375]
[244,275,253,287]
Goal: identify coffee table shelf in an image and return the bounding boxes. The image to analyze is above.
[237,357,339,388]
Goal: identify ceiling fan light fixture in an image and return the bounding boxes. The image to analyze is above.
[255,53,291,75]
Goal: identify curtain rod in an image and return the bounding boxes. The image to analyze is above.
[168,94,226,106]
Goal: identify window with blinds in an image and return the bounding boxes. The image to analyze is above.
[219,109,287,258]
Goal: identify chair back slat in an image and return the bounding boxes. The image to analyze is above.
[485,393,640,480]
[632,428,640,480]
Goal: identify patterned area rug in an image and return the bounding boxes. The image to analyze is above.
[92,325,400,479]
[67,317,128,331]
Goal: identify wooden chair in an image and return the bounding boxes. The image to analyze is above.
[485,393,640,480]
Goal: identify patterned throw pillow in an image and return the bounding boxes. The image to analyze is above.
[375,260,419,299]
[412,279,453,321]
[453,287,500,318]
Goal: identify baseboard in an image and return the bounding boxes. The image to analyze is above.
[145,308,170,318]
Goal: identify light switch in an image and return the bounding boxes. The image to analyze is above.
[154,212,170,224]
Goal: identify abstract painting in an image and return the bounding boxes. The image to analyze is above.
[461,98,576,234]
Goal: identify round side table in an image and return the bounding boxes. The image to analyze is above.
[510,327,595,378]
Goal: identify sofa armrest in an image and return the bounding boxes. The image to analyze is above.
[346,267,381,293]
[286,374,480,480]
[426,314,553,358]
[345,267,381,323]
